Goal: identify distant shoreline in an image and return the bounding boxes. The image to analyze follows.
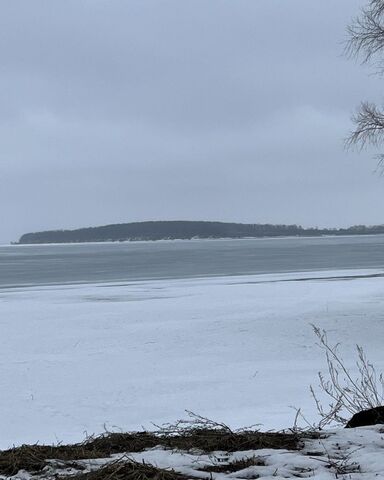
[8,231,384,247]
[14,220,384,245]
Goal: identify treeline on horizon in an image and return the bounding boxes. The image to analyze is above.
[15,220,384,244]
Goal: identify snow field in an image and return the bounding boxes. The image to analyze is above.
[0,269,384,448]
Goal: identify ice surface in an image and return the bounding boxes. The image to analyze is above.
[0,269,384,448]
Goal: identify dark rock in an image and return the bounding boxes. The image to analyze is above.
[345,406,384,428]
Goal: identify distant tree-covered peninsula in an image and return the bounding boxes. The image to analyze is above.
[15,220,384,244]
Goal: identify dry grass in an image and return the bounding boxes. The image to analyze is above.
[0,444,95,476]
[199,456,266,473]
[61,459,192,480]
[0,430,300,475]
[160,428,299,452]
[0,413,303,476]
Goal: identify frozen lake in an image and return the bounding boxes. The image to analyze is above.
[2,234,384,288]
[1,236,384,448]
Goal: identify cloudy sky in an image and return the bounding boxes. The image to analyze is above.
[1,0,383,243]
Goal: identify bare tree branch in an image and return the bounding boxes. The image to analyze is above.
[345,1,384,157]
[346,0,384,64]
[369,0,384,19]
[346,102,384,149]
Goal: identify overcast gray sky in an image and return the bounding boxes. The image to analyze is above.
[1,0,383,243]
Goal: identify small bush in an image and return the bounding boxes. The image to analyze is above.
[310,325,384,428]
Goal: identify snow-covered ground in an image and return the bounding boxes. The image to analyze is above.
[88,426,384,480]
[1,269,384,448]
[7,426,384,479]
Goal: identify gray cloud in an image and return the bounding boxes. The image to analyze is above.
[0,0,382,242]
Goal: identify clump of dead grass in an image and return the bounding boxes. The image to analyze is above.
[0,433,163,476]
[0,444,96,476]
[199,455,266,473]
[153,411,300,452]
[61,459,191,480]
